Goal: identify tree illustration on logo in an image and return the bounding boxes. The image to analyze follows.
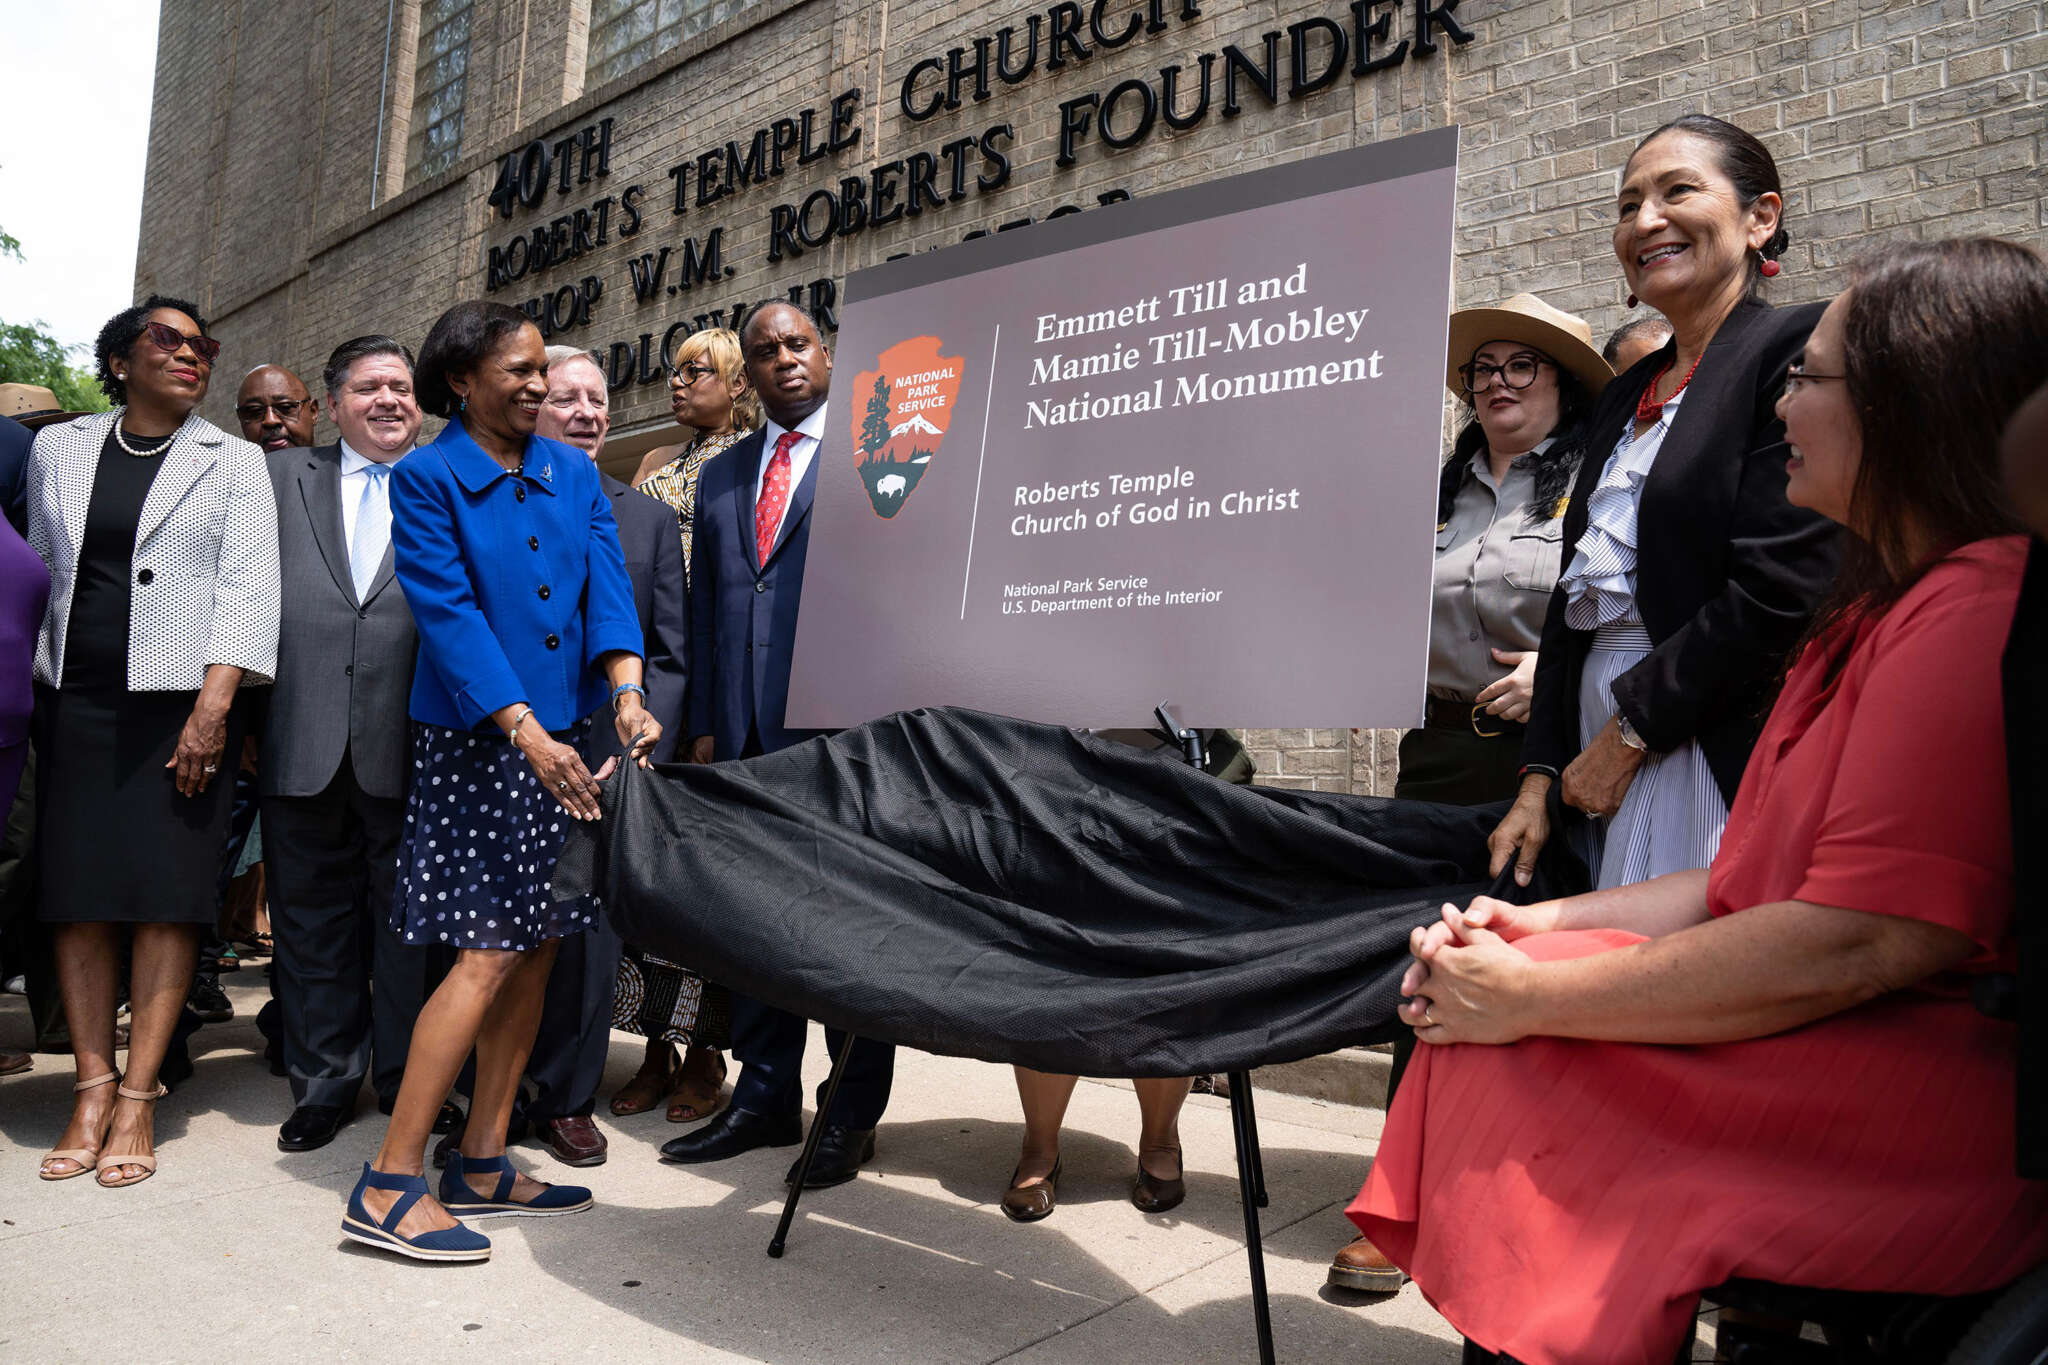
[859,374,892,464]
[847,335,963,520]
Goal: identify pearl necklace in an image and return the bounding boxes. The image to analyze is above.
[111,410,183,458]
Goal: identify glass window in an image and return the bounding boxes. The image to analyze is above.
[406,0,474,183]
[586,0,762,87]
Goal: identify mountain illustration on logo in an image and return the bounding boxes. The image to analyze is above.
[848,335,963,519]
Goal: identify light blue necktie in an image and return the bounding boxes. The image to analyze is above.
[350,462,392,603]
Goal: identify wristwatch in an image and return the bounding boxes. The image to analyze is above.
[1616,713,1649,752]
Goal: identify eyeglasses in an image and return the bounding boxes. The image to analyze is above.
[1783,364,1845,395]
[235,398,309,421]
[1458,355,1549,395]
[668,362,715,385]
[142,321,221,364]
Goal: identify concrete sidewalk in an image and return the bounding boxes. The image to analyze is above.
[0,971,1468,1365]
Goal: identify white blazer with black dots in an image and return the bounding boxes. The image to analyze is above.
[28,409,279,690]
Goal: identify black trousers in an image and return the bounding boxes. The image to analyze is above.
[726,723,894,1128]
[523,916,623,1121]
[261,755,429,1109]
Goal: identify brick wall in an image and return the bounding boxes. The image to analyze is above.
[137,0,2045,791]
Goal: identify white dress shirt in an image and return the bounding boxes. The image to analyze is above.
[339,440,407,600]
[755,401,828,548]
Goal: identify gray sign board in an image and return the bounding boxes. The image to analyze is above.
[786,127,1458,730]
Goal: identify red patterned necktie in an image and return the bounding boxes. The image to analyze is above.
[755,430,800,564]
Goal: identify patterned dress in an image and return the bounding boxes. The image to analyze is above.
[610,427,749,1046]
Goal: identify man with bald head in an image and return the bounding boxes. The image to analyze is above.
[238,364,319,452]
[658,301,896,1189]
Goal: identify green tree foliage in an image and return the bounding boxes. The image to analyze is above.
[0,322,109,413]
[0,216,110,413]
[860,373,891,462]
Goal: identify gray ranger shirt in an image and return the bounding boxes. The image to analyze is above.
[1427,439,1571,702]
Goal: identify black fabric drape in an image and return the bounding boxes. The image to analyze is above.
[557,707,1581,1078]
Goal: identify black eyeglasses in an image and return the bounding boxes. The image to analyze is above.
[1458,355,1550,395]
[235,398,309,421]
[668,362,715,384]
[1783,363,1845,395]
[142,320,221,364]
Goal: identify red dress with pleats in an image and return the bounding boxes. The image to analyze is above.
[1349,537,2048,1365]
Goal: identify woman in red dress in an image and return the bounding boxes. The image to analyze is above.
[1349,237,2048,1364]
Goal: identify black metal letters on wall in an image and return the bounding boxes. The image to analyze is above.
[479,0,1474,381]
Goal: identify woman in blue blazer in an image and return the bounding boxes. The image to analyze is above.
[342,301,658,1263]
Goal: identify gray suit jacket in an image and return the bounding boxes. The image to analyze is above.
[586,473,686,765]
[261,444,418,799]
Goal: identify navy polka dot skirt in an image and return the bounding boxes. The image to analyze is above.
[393,720,600,951]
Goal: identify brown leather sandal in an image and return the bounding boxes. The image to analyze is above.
[40,1072,118,1181]
[666,1049,729,1123]
[609,1044,682,1117]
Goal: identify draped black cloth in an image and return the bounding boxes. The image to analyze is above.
[556,707,1580,1078]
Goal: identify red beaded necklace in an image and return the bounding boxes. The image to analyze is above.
[1635,350,1702,424]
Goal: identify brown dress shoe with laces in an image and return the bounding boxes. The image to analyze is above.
[1328,1233,1407,1292]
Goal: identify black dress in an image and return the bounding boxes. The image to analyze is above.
[36,432,243,925]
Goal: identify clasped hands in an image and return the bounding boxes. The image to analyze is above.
[1397,896,1550,1046]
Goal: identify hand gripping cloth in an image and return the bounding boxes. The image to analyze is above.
[556,707,1581,1077]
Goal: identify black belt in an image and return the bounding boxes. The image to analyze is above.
[1424,695,1525,739]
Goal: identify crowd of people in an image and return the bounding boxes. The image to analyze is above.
[0,109,2042,1358]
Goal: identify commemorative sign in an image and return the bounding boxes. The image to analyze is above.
[785,127,1459,730]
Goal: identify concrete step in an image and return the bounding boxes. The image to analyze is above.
[1254,1045,1394,1111]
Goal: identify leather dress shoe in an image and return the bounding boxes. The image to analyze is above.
[378,1098,465,1135]
[1327,1233,1408,1292]
[785,1125,876,1188]
[659,1106,801,1164]
[538,1116,608,1167]
[1130,1150,1185,1214]
[278,1104,353,1152]
[1000,1158,1061,1222]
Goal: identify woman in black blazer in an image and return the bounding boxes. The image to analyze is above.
[1489,115,1840,892]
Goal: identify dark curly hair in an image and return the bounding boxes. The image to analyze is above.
[1435,356,1598,528]
[94,293,210,405]
[414,301,536,419]
[1629,114,1791,292]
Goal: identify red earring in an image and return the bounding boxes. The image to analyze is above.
[1759,258,1781,278]
[1626,293,1639,309]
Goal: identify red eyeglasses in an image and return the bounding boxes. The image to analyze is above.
[142,320,221,364]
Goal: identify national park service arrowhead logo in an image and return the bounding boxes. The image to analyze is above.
[850,336,963,519]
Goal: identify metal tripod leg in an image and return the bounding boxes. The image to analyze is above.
[1229,1070,1268,1208]
[1226,1070,1276,1364]
[767,1030,859,1258]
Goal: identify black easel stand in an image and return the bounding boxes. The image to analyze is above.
[765,706,1279,1364]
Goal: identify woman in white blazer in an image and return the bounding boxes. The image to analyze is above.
[27,295,278,1188]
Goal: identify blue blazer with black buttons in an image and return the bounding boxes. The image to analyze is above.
[391,419,642,733]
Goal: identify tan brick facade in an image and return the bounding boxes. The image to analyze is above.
[139,0,2044,791]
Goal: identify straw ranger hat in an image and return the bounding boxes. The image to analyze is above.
[1445,294,1614,399]
[0,383,93,429]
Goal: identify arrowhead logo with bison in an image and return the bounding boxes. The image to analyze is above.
[849,335,963,519]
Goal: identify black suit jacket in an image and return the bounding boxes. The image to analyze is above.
[0,415,31,533]
[261,444,419,799]
[1523,298,1840,802]
[586,473,686,764]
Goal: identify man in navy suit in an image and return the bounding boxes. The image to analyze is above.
[658,301,895,1187]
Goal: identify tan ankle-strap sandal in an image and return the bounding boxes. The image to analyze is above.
[95,1082,168,1189]
[39,1072,119,1181]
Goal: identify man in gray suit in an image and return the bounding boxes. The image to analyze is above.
[262,336,439,1152]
